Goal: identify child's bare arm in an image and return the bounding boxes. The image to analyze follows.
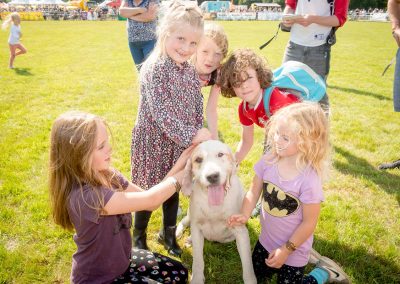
[103,175,182,214]
[128,2,158,22]
[266,203,320,268]
[235,125,254,164]
[228,175,262,226]
[206,85,220,140]
[118,0,147,18]
[283,203,320,248]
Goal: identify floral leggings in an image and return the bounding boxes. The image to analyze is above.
[252,241,318,284]
[114,248,188,283]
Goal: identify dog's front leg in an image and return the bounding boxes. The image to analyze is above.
[232,226,257,284]
[190,224,205,284]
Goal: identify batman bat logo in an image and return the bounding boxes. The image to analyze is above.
[262,182,299,217]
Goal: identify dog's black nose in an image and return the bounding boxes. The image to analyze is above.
[206,172,220,184]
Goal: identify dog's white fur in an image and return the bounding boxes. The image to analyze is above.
[176,140,256,284]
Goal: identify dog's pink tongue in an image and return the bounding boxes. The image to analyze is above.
[208,185,225,206]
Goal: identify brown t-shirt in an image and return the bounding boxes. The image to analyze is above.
[68,171,131,284]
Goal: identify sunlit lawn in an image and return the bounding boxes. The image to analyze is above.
[0,20,399,283]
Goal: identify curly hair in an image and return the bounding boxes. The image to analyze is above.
[218,48,273,98]
[265,102,330,180]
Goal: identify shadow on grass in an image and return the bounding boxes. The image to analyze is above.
[13,68,34,76]
[334,146,400,204]
[329,85,391,101]
[312,238,400,284]
[180,225,400,283]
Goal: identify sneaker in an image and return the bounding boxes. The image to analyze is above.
[378,159,400,170]
[309,248,323,265]
[251,202,262,218]
[317,256,351,284]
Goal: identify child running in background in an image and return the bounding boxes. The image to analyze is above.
[228,102,350,284]
[49,111,191,283]
[218,48,300,165]
[2,12,27,69]
[192,23,229,139]
[131,1,211,257]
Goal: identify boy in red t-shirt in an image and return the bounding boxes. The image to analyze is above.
[219,48,300,164]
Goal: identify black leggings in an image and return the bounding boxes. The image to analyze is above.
[134,192,179,229]
[252,241,318,284]
[114,248,188,283]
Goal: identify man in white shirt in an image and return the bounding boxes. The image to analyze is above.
[281,0,349,108]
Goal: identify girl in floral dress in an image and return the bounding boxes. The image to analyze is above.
[130,1,211,257]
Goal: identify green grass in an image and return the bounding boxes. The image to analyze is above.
[0,20,399,283]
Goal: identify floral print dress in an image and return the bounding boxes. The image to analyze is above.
[131,56,203,188]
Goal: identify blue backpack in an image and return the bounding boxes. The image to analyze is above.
[263,61,326,117]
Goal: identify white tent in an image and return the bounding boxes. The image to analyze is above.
[8,0,31,5]
[40,0,67,4]
[8,0,67,5]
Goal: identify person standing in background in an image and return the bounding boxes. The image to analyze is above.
[119,0,158,70]
[388,0,400,112]
[2,12,27,69]
[378,0,400,170]
[281,0,349,109]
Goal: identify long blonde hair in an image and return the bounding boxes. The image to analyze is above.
[48,111,119,231]
[265,102,330,179]
[2,12,20,30]
[140,1,204,75]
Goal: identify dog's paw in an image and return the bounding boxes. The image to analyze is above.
[243,274,257,284]
[190,274,205,284]
[176,222,186,239]
[184,235,192,248]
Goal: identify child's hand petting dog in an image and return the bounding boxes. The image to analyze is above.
[227,214,249,227]
[192,127,212,145]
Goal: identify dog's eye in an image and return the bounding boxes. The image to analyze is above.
[217,152,224,158]
[195,157,203,163]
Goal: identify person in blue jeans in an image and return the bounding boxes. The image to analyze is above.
[389,0,400,112]
[119,0,158,70]
[379,0,400,170]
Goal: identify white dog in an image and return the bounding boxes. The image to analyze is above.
[176,140,256,284]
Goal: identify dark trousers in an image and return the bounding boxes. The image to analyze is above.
[252,241,318,284]
[134,192,179,230]
[283,41,331,108]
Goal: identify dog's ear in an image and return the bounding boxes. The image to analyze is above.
[226,147,237,176]
[225,147,237,191]
[181,158,193,196]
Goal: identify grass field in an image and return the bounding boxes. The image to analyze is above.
[0,20,399,283]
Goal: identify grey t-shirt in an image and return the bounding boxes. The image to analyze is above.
[68,171,131,284]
